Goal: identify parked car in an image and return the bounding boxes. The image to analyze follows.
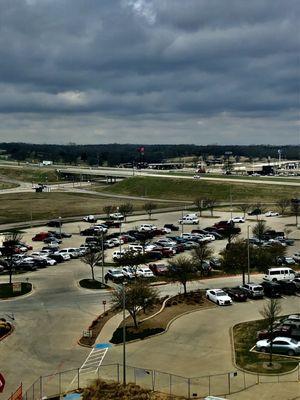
[293,277,300,291]
[44,236,62,244]
[137,266,155,278]
[222,287,247,302]
[178,217,199,225]
[164,224,179,231]
[206,289,233,306]
[240,283,264,299]
[292,252,300,263]
[229,216,245,223]
[106,268,124,283]
[47,219,63,227]
[277,280,297,295]
[248,208,262,216]
[276,257,296,266]
[32,232,50,241]
[122,266,136,280]
[83,215,97,223]
[48,231,72,239]
[256,337,300,356]
[146,251,163,261]
[260,281,281,298]
[109,213,124,220]
[265,211,279,217]
[257,325,300,341]
[149,263,169,276]
[209,257,222,269]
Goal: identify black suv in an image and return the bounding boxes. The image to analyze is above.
[261,281,281,298]
[277,280,297,295]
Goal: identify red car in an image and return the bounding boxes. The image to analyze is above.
[149,263,169,276]
[32,232,50,241]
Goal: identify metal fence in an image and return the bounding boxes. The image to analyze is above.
[23,362,300,400]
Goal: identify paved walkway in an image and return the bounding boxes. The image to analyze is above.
[228,382,300,400]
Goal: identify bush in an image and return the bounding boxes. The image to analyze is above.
[110,327,164,344]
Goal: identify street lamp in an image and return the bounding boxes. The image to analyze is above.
[58,216,62,236]
[247,225,250,283]
[122,282,127,385]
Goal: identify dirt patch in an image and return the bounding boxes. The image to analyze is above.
[82,378,186,400]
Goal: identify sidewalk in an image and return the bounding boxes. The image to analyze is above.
[96,312,124,344]
[227,382,300,400]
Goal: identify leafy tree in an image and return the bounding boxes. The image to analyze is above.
[192,243,213,276]
[252,244,286,272]
[276,199,290,216]
[252,220,269,243]
[237,204,251,218]
[291,200,299,226]
[3,231,23,284]
[112,281,158,329]
[167,256,198,296]
[103,205,116,219]
[251,202,264,220]
[143,202,157,220]
[260,299,282,366]
[193,197,207,216]
[80,251,103,281]
[119,202,133,222]
[224,228,240,244]
[220,239,248,284]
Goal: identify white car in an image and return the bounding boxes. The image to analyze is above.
[138,224,157,232]
[83,215,97,223]
[293,252,300,263]
[229,216,245,223]
[112,250,127,260]
[256,337,300,356]
[122,266,136,279]
[206,289,233,306]
[137,266,155,278]
[265,211,279,217]
[178,217,199,225]
[109,213,124,220]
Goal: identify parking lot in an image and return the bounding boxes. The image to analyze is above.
[0,209,299,396]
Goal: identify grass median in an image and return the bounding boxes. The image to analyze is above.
[0,282,32,298]
[0,166,61,183]
[233,319,299,374]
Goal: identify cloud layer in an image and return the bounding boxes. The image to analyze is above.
[0,0,299,144]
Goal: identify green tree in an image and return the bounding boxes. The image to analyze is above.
[143,202,157,220]
[167,256,198,296]
[192,243,213,276]
[119,202,133,222]
[3,230,23,284]
[252,220,269,243]
[220,239,248,284]
[260,299,282,366]
[112,281,158,329]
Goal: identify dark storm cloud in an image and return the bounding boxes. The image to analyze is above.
[0,0,299,144]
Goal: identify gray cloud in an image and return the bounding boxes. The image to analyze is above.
[0,0,299,144]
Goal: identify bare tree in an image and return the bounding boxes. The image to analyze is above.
[103,205,116,219]
[80,251,103,280]
[143,202,157,220]
[192,243,213,276]
[291,200,299,226]
[167,256,198,296]
[111,281,158,329]
[193,197,206,216]
[260,299,282,366]
[237,204,251,218]
[3,231,23,284]
[119,202,133,222]
[205,198,218,216]
[276,199,290,216]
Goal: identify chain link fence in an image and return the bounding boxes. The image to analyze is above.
[23,362,300,400]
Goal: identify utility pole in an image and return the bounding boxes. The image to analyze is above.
[247,225,250,283]
[122,282,127,386]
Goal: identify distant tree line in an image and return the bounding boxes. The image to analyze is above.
[0,143,299,166]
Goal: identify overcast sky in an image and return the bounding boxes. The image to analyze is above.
[0,0,299,145]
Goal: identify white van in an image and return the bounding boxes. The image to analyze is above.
[263,267,296,282]
[178,216,199,225]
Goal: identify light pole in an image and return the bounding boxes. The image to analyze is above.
[58,216,62,236]
[247,225,250,283]
[122,282,127,386]
[119,222,122,255]
[230,185,233,220]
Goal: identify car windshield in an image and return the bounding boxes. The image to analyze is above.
[216,291,226,296]
[253,287,262,291]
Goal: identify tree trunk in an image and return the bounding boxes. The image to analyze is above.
[183,282,187,296]
[91,265,95,280]
[132,312,138,329]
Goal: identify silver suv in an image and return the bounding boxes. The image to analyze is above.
[240,283,264,299]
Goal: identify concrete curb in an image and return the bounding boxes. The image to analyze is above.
[0,323,14,342]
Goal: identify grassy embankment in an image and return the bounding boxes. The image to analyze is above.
[0,182,18,190]
[0,192,171,225]
[0,166,60,183]
[104,176,299,203]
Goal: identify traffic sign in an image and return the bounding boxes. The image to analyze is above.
[0,373,6,393]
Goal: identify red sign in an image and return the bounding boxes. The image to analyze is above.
[0,373,5,393]
[138,147,145,154]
